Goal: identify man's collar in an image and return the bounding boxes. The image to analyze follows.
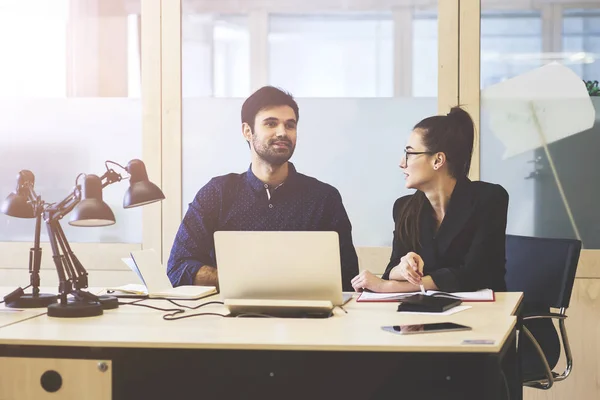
[245,162,297,192]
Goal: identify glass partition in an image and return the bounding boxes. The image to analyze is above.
[0,0,143,243]
[480,5,600,248]
[181,1,440,251]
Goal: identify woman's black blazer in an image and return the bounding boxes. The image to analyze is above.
[382,178,509,292]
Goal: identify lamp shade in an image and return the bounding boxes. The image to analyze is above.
[1,193,34,218]
[0,170,36,218]
[69,174,115,227]
[123,159,165,208]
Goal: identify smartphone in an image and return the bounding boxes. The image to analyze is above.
[381,322,472,335]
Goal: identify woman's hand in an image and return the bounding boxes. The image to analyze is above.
[390,252,424,286]
[350,270,386,293]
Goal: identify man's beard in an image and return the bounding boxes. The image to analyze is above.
[252,136,295,166]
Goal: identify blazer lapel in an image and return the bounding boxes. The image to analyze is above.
[434,178,476,256]
[419,203,437,273]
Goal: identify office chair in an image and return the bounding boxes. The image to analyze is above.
[504,234,581,390]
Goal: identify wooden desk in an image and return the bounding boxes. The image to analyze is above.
[0,291,523,400]
[0,288,54,329]
[0,307,47,329]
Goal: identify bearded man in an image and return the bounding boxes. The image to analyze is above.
[167,86,359,291]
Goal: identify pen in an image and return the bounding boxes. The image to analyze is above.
[418,270,425,294]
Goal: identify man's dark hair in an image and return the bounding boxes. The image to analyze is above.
[241,86,299,132]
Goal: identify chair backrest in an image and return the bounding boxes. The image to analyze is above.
[505,235,581,309]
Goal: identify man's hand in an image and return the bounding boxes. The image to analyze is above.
[390,252,424,286]
[194,265,219,289]
[350,270,386,293]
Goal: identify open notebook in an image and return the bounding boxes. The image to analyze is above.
[356,288,495,303]
[106,249,216,300]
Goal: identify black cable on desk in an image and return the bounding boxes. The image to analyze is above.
[162,300,227,320]
[164,299,224,310]
[117,299,343,320]
[163,311,228,320]
[118,300,186,317]
[2,284,32,305]
[118,298,227,320]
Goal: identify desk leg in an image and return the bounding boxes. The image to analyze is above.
[499,322,523,400]
[515,314,524,400]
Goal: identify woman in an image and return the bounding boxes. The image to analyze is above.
[351,107,508,293]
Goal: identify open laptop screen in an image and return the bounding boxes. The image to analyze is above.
[214,231,344,306]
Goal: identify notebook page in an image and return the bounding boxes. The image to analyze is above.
[150,285,216,299]
[121,257,146,286]
[357,291,421,301]
[358,288,494,302]
[130,249,174,293]
[106,283,148,295]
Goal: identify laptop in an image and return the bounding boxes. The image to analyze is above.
[214,231,350,317]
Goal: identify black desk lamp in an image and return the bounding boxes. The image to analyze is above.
[1,170,58,308]
[1,159,165,318]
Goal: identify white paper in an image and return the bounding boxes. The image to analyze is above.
[481,62,595,159]
[121,257,145,285]
[107,283,148,295]
[358,291,420,301]
[115,249,217,299]
[397,305,472,316]
[128,249,173,293]
[149,285,216,299]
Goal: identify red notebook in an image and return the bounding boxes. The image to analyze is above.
[357,288,495,303]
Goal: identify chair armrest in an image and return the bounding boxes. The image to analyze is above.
[522,325,554,389]
[523,312,567,321]
[521,312,574,388]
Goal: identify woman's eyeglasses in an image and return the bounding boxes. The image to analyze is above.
[403,149,434,166]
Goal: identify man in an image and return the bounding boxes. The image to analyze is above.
[167,86,359,291]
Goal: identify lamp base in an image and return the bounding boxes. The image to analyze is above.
[98,295,119,310]
[47,300,103,318]
[5,293,58,309]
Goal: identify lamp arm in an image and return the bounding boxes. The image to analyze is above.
[46,219,72,302]
[54,222,89,290]
[22,186,44,295]
[99,168,124,188]
[46,191,80,222]
[46,218,100,305]
[53,223,79,283]
[29,208,43,295]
